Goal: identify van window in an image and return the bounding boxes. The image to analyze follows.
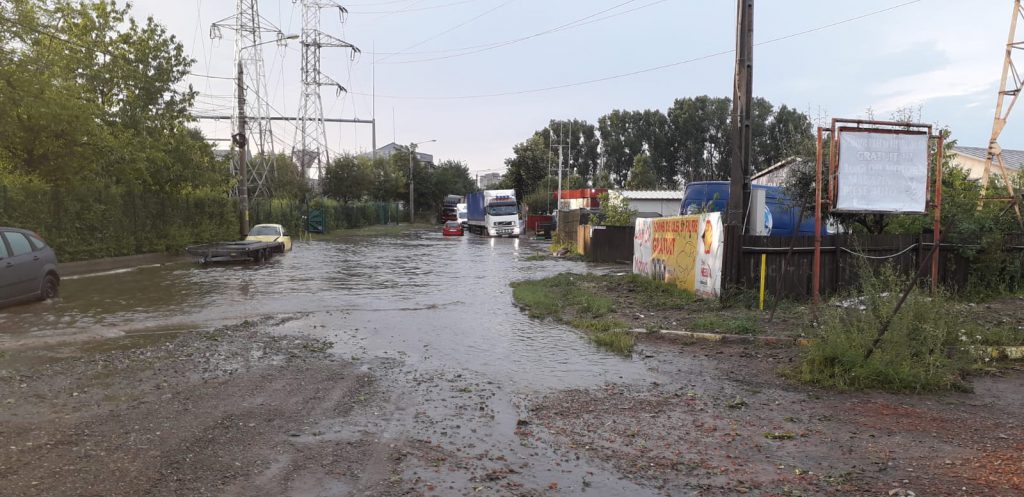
[4,232,32,256]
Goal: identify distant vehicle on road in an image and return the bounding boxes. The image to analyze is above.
[456,202,468,228]
[442,221,464,237]
[245,224,292,252]
[0,227,60,308]
[440,194,464,222]
[467,189,520,237]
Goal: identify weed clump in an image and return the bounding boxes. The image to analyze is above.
[589,330,635,356]
[798,264,1018,392]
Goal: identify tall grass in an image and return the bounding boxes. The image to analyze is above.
[797,263,1019,392]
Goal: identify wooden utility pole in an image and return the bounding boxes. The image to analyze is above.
[409,144,416,223]
[234,60,250,238]
[726,0,754,285]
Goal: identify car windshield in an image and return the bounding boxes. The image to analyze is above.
[445,222,460,228]
[486,204,517,216]
[248,226,280,236]
[457,211,467,218]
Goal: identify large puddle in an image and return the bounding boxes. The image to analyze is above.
[1,229,650,389]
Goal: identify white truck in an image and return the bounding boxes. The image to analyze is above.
[466,189,521,237]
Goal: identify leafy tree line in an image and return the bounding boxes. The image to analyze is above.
[322,151,477,221]
[0,0,235,259]
[502,96,816,204]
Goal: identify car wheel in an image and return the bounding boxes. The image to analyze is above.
[39,274,59,301]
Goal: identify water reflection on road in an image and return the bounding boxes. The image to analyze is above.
[1,229,646,388]
[1,229,666,496]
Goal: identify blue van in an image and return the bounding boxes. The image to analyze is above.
[679,181,824,236]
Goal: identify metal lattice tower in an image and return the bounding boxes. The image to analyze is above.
[294,0,360,184]
[980,0,1024,226]
[211,1,282,198]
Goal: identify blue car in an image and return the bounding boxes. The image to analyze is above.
[0,227,60,308]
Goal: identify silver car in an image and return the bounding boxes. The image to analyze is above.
[0,227,60,308]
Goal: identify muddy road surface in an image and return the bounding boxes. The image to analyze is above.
[2,229,1022,496]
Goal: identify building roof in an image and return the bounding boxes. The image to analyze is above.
[616,190,684,200]
[358,142,434,163]
[953,146,1023,171]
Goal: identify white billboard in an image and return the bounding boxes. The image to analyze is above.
[834,131,929,213]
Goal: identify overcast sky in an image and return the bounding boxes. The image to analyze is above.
[129,0,1019,175]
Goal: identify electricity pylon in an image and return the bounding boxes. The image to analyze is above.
[295,0,360,186]
[980,0,1024,227]
[211,0,282,198]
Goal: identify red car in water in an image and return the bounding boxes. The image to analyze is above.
[442,221,464,237]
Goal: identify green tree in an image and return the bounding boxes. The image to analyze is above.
[597,192,638,226]
[504,134,550,202]
[625,153,658,189]
[323,155,373,203]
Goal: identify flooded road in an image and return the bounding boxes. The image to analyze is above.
[1,228,665,496]
[1,230,647,387]
[4,228,1024,497]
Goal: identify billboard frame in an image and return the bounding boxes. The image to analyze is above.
[812,119,945,305]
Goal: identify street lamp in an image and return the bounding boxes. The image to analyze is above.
[404,139,436,223]
[233,34,299,237]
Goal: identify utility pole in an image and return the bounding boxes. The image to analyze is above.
[727,0,754,227]
[567,120,573,181]
[725,0,754,289]
[234,60,250,237]
[556,122,564,211]
[409,145,416,223]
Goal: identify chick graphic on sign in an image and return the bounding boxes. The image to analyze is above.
[702,219,714,255]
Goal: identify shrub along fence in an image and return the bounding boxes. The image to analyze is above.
[251,198,403,236]
[735,233,1024,299]
[0,181,236,262]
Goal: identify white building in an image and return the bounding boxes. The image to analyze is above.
[477,172,503,188]
[358,142,434,165]
[952,146,1022,180]
[611,190,685,217]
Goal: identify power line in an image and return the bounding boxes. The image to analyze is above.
[358,0,923,100]
[348,0,482,14]
[379,0,666,64]
[377,0,518,62]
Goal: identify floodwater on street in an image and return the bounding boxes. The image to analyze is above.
[1,228,668,496]
[0,229,648,388]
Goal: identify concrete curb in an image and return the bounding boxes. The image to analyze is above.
[978,346,1024,360]
[639,328,1024,360]
[61,253,190,277]
[631,328,813,347]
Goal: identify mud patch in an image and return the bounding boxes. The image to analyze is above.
[0,318,416,497]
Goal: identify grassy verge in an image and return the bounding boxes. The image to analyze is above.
[796,265,1024,393]
[512,274,633,355]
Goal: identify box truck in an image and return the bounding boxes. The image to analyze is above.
[467,189,520,237]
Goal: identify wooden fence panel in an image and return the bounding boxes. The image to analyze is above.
[734,233,1020,299]
[587,226,634,263]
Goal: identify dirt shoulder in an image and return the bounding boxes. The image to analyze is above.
[0,318,418,497]
[528,340,1024,496]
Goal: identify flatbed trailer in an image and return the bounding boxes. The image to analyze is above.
[185,240,282,264]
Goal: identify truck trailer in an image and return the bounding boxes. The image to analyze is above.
[466,189,520,237]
